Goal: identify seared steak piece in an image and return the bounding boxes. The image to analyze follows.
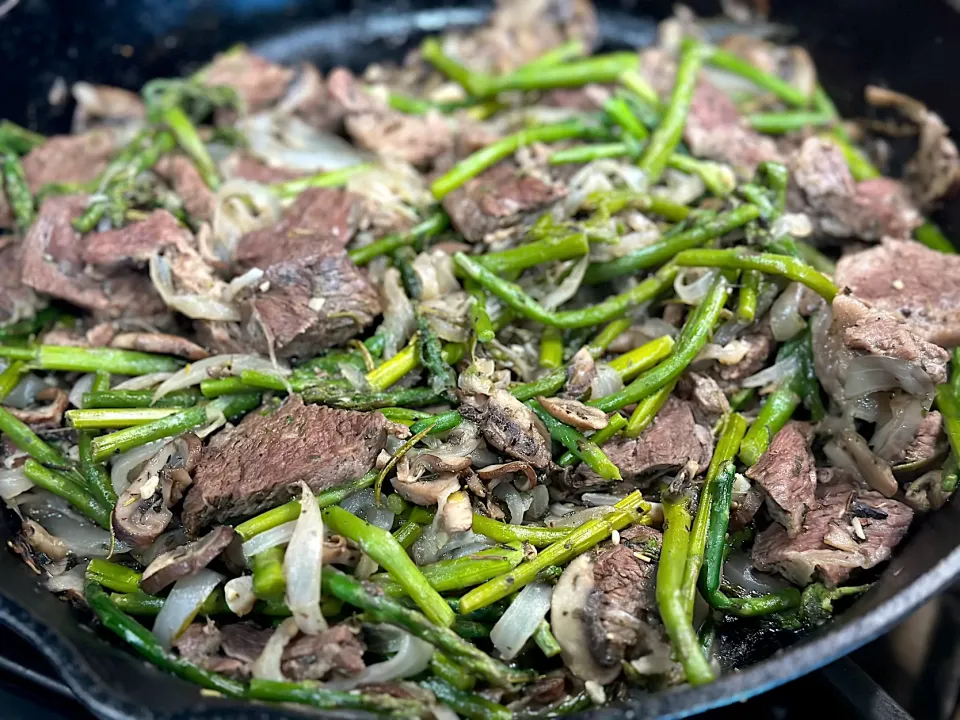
[182,395,388,534]
[834,238,960,347]
[233,188,358,271]
[139,526,235,595]
[200,48,294,114]
[897,411,943,465]
[752,481,914,586]
[21,196,167,320]
[81,209,190,267]
[222,152,305,184]
[745,422,817,537]
[282,624,366,681]
[0,238,44,326]
[788,137,921,241]
[155,155,216,223]
[238,252,381,359]
[441,160,566,244]
[327,68,453,168]
[576,397,713,487]
[812,292,949,403]
[110,332,209,361]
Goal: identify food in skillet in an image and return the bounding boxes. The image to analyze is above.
[1,1,959,715]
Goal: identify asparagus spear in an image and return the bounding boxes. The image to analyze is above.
[87,559,143,594]
[270,163,374,199]
[371,543,524,597]
[0,406,70,467]
[557,412,628,466]
[0,344,183,375]
[82,389,200,409]
[320,568,526,688]
[420,677,512,720]
[1,152,34,231]
[66,407,183,429]
[249,678,425,717]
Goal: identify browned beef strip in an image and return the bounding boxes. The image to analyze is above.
[81,210,190,267]
[21,196,168,320]
[182,395,388,534]
[233,188,359,271]
[220,622,272,663]
[71,83,146,134]
[281,624,366,681]
[327,67,453,168]
[174,621,222,664]
[441,160,566,244]
[461,389,553,468]
[8,388,69,429]
[679,372,730,426]
[139,526,235,595]
[834,239,960,348]
[154,155,216,223]
[238,252,381,359]
[201,48,294,114]
[110,332,209,361]
[585,526,673,675]
[745,422,817,537]
[897,411,943,465]
[221,152,305,184]
[752,481,914,586]
[576,397,713,487]
[788,137,921,241]
[812,292,949,403]
[0,238,44,326]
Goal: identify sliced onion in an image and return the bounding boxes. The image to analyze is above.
[723,551,790,594]
[494,483,527,525]
[110,440,165,495]
[210,179,283,264]
[27,506,130,558]
[411,524,445,566]
[46,563,89,594]
[490,582,552,660]
[113,372,173,391]
[327,630,434,690]
[284,483,328,635]
[346,159,431,222]
[413,250,459,302]
[340,363,370,393]
[581,493,624,506]
[433,706,460,720]
[741,355,800,389]
[252,616,299,681]
[843,355,936,406]
[674,269,716,305]
[838,429,899,497]
[240,112,368,171]
[639,317,680,341]
[528,484,550,520]
[697,339,752,365]
[3,373,46,409]
[437,531,493,561]
[769,283,807,342]
[153,569,224,650]
[68,374,96,409]
[242,521,296,563]
[872,395,925,461]
[154,354,289,402]
[341,488,395,531]
[149,252,242,321]
[225,268,265,301]
[0,467,33,501]
[590,362,624,399]
[536,257,590,311]
[225,575,257,617]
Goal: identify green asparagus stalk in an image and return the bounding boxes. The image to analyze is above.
[271,163,373,199]
[533,620,563,658]
[66,407,183,429]
[624,380,676,438]
[0,406,70,467]
[0,344,183,375]
[540,327,564,370]
[321,568,525,688]
[87,559,144,594]
[1,152,34,231]
[0,120,45,155]
[467,279,496,343]
[419,316,457,400]
[78,431,118,509]
[248,678,425,717]
[701,43,811,108]
[0,360,25,400]
[349,211,449,266]
[475,232,590,275]
[372,543,524,597]
[420,677,512,720]
[82,389,200,409]
[557,412,627,466]
[161,105,220,188]
[252,546,286,602]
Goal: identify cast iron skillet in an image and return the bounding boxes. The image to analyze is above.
[2,0,960,718]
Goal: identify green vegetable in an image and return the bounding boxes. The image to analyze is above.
[420,677,512,720]
[701,43,811,108]
[1,152,34,231]
[540,326,564,370]
[373,543,524,597]
[0,406,70,467]
[82,389,199,409]
[748,110,833,134]
[249,678,425,716]
[271,163,373,199]
[527,399,621,481]
[349,211,450,265]
[0,344,183,375]
[624,380,676,437]
[557,412,627,466]
[87,559,143,594]
[66,407,183,429]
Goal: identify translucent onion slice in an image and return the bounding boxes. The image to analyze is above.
[153,569,224,650]
[284,482,327,635]
[326,630,434,690]
[490,581,553,660]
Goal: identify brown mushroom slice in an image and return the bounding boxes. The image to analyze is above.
[476,461,538,486]
[410,453,473,476]
[550,553,621,685]
[536,396,609,431]
[140,525,236,595]
[838,429,899,498]
[323,534,361,567]
[21,518,69,561]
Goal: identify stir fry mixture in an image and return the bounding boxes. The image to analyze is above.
[2,1,960,716]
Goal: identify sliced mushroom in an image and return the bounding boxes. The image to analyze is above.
[391,465,461,506]
[550,553,621,685]
[140,525,235,595]
[323,534,360,567]
[477,460,538,486]
[113,433,202,547]
[21,518,69,561]
[9,388,70,428]
[838,429,899,498]
[536,396,609,431]
[410,452,473,476]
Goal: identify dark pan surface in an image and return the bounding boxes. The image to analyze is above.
[2,1,960,717]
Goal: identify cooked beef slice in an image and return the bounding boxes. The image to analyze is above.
[1,131,117,229]
[139,526,235,595]
[200,48,294,114]
[788,137,921,241]
[81,210,190,267]
[898,411,943,465]
[834,239,960,348]
[441,160,566,244]
[584,526,666,668]
[221,152,305,185]
[233,188,358,271]
[577,397,713,487]
[812,293,949,403]
[155,155,216,222]
[752,481,914,586]
[71,82,146,134]
[679,372,730,426]
[281,624,366,681]
[461,389,553,468]
[0,238,44,326]
[716,329,774,384]
[174,621,222,664]
[21,196,167,319]
[452,0,598,74]
[8,387,69,429]
[182,395,388,533]
[238,252,381,359]
[745,422,817,537]
[327,68,453,167]
[110,332,209,361]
